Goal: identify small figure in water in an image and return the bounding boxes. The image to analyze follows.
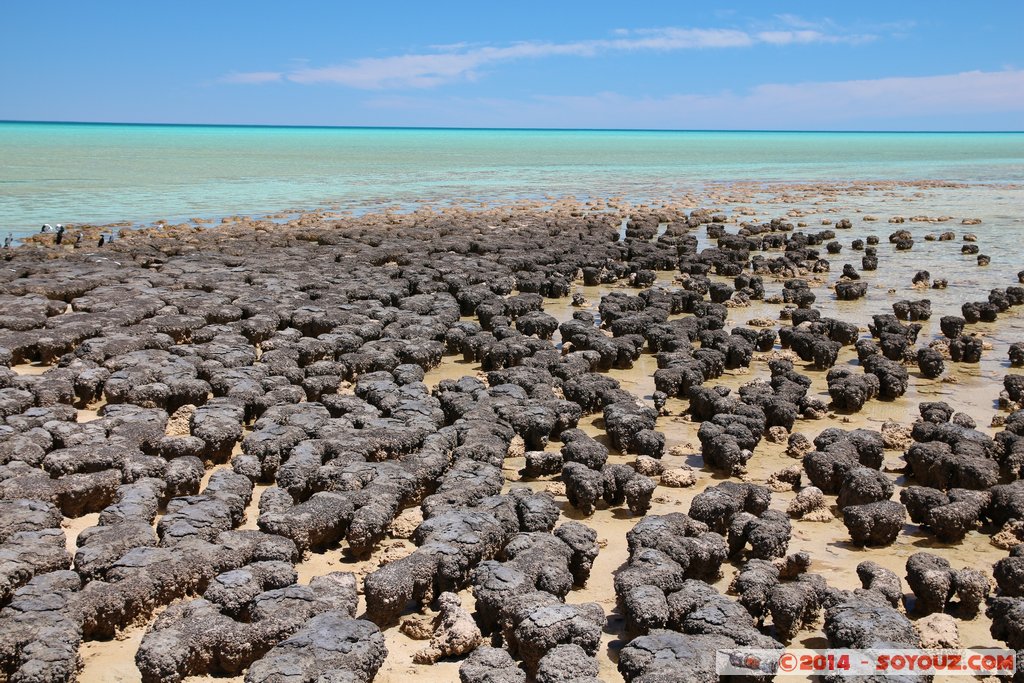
[3,234,12,249]
[55,225,65,245]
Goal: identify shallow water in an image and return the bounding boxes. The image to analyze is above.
[2,122,1024,236]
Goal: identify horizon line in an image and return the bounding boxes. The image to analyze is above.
[2,119,1023,135]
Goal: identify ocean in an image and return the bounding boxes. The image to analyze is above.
[1,122,1023,237]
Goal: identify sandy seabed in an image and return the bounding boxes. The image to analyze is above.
[2,179,1023,683]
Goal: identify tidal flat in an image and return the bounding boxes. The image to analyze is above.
[1,182,1023,683]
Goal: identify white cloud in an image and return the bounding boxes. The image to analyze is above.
[756,30,843,45]
[219,71,283,85]
[602,27,755,50]
[223,23,873,90]
[289,53,488,89]
[361,69,1024,129]
[747,69,1024,118]
[774,14,824,30]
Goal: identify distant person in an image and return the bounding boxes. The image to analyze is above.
[55,225,65,245]
[98,234,105,247]
[74,233,83,247]
[3,234,11,249]
[41,223,53,233]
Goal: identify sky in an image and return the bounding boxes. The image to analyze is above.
[1,1,1022,130]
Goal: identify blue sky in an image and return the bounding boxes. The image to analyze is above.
[1,1,1022,130]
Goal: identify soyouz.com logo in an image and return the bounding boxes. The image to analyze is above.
[716,648,1017,677]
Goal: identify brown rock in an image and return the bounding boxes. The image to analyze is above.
[786,433,814,458]
[767,426,789,444]
[767,465,802,492]
[881,422,913,451]
[389,508,423,540]
[787,486,831,521]
[400,614,434,640]
[633,456,664,477]
[916,613,961,649]
[544,482,567,497]
[166,404,196,436]
[991,520,1024,550]
[661,467,696,488]
[413,592,483,664]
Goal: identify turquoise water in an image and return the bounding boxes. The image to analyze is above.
[2,122,1024,236]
